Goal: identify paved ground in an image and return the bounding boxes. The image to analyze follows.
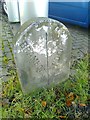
[0,3,89,81]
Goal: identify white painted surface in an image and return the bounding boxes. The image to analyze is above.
[6,0,20,22]
[18,0,48,25]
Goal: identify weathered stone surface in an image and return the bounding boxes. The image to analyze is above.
[14,18,72,93]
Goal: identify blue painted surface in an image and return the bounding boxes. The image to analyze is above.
[48,2,90,27]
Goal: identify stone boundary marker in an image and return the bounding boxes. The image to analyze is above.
[0,2,88,80]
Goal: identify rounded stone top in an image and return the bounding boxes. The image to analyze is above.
[14,17,72,93]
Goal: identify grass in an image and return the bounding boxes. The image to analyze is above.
[1,42,89,119]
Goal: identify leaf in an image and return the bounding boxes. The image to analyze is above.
[79,103,86,107]
[41,101,47,107]
[66,92,75,101]
[59,115,67,118]
[66,100,72,107]
[18,108,24,112]
[66,92,75,107]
